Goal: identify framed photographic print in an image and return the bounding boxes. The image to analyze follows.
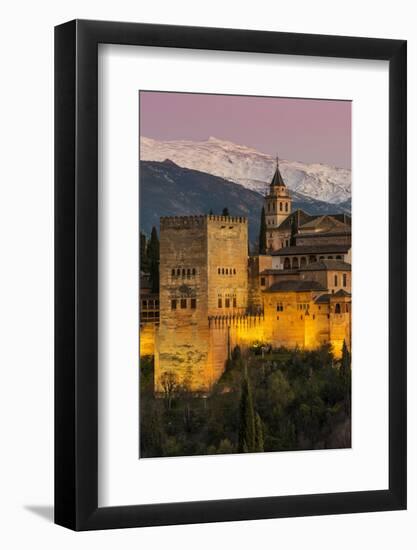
[55,20,407,530]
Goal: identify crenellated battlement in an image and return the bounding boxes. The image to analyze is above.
[208,312,264,328]
[160,215,206,229]
[160,214,247,229]
[207,214,247,224]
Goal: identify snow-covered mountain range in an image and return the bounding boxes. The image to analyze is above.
[140,136,351,205]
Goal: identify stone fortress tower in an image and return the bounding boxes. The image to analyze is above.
[155,214,254,392]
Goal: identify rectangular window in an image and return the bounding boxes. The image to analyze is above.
[191,298,197,309]
[260,277,265,286]
[180,298,187,309]
[334,274,338,286]
[233,297,237,308]
[171,299,177,310]
[343,273,347,287]
[218,298,222,308]
[225,298,230,308]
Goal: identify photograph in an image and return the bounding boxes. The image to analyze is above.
[139,91,352,458]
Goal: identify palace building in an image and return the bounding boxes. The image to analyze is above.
[140,159,351,393]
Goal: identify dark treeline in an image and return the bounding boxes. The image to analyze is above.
[140,343,351,458]
[140,227,159,293]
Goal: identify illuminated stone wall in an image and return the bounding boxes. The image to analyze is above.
[263,290,351,358]
[140,323,156,356]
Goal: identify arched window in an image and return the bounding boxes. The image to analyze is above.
[226,268,229,275]
[334,274,338,286]
[171,269,175,276]
[192,268,196,276]
[233,268,236,274]
[187,268,191,278]
[182,268,185,277]
[300,257,307,268]
[343,273,347,287]
[218,267,221,274]
[280,202,283,211]
[336,255,342,260]
[285,203,288,212]
[328,256,333,259]
[292,257,299,269]
[177,268,181,276]
[284,257,291,270]
[273,202,276,211]
[335,303,341,314]
[222,268,224,274]
[309,255,317,263]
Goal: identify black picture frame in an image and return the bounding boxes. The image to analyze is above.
[55,19,407,531]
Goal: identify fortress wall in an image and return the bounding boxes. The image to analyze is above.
[140,323,156,356]
[209,316,266,383]
[329,312,351,358]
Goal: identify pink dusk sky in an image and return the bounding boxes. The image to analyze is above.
[140,91,351,169]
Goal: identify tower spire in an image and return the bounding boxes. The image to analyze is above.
[270,154,285,187]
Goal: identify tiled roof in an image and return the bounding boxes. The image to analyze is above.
[271,244,351,256]
[264,280,327,293]
[295,230,351,239]
[299,215,349,231]
[314,293,332,304]
[333,289,351,297]
[277,209,313,231]
[302,260,351,272]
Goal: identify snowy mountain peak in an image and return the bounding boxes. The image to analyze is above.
[140,136,351,204]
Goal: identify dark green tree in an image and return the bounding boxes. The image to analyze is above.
[222,207,230,216]
[238,375,256,452]
[258,206,267,254]
[147,226,160,294]
[254,412,264,452]
[140,231,149,273]
[340,340,351,415]
[290,214,298,246]
[231,345,242,361]
[340,340,351,376]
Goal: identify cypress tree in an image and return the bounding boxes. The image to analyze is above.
[140,232,149,273]
[340,340,350,376]
[254,412,264,452]
[258,207,267,254]
[340,340,351,416]
[147,226,160,294]
[290,214,297,246]
[238,375,256,452]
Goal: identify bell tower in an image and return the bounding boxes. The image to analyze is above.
[265,157,292,229]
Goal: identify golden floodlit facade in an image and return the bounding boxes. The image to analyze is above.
[140,160,352,393]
